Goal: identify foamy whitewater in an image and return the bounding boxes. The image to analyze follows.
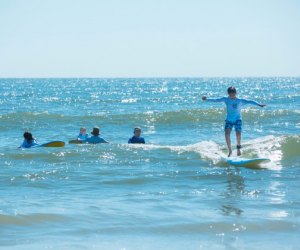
[0,78,299,249]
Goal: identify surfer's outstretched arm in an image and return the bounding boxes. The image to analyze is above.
[241,99,266,107]
[202,96,226,103]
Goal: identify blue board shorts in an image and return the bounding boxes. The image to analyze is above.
[225,119,242,132]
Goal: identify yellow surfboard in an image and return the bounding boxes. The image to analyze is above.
[40,141,65,147]
[68,140,83,144]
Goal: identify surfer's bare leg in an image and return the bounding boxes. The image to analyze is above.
[225,128,232,157]
[236,131,241,156]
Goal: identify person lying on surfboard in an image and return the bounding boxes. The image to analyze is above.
[202,86,266,157]
[19,132,39,148]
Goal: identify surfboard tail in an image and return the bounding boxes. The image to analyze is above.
[41,141,65,147]
[68,140,83,144]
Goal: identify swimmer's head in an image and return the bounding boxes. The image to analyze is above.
[91,127,100,136]
[23,132,34,142]
[80,127,87,134]
[133,127,142,137]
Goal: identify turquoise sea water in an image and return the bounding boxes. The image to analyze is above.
[0,78,299,249]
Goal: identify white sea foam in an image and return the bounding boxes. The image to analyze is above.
[121,98,138,103]
[126,135,295,169]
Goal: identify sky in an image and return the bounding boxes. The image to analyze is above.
[0,0,299,77]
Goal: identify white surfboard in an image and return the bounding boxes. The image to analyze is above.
[225,157,270,168]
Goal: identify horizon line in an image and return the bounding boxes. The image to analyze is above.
[0,75,299,79]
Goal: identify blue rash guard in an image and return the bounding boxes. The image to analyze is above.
[207,97,261,122]
[128,136,145,144]
[86,135,108,144]
[77,133,89,141]
[20,139,39,148]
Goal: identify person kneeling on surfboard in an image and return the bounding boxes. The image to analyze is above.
[19,132,39,148]
[86,127,108,144]
[202,86,266,157]
[128,127,145,144]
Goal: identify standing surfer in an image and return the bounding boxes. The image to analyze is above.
[202,87,266,157]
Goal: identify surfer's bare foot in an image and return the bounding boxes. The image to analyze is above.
[228,149,232,157]
[237,145,242,156]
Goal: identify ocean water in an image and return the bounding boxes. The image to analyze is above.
[0,78,299,250]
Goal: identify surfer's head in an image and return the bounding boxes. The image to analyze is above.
[80,127,87,135]
[227,86,237,98]
[91,127,100,136]
[133,127,142,138]
[23,132,34,142]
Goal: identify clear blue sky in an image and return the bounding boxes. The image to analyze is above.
[0,0,299,77]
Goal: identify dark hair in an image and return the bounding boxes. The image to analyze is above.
[23,132,34,142]
[227,86,237,94]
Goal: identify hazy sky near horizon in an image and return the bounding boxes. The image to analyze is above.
[0,0,299,77]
